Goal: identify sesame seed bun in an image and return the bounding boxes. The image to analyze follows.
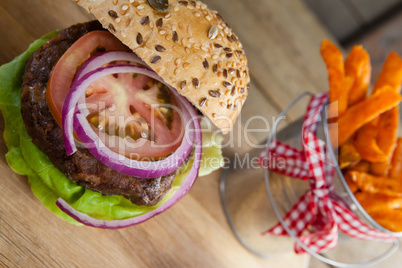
[74,0,249,133]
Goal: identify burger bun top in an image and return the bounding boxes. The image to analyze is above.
[74,0,250,133]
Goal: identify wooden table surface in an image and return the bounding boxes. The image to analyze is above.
[0,0,333,267]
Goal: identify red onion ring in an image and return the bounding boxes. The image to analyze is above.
[62,64,194,178]
[73,51,145,83]
[56,97,202,228]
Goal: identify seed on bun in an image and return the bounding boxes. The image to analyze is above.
[74,0,250,133]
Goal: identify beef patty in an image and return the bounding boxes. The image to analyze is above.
[21,21,177,206]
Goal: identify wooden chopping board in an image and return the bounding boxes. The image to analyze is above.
[0,0,333,267]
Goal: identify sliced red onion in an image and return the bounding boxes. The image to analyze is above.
[73,51,145,83]
[56,99,202,228]
[62,64,194,178]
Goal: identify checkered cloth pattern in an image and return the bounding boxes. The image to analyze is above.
[261,93,397,254]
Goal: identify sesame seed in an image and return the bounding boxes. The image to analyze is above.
[231,86,236,96]
[224,47,232,53]
[213,64,218,73]
[229,68,235,75]
[185,47,191,54]
[193,78,200,88]
[175,58,181,65]
[237,69,241,79]
[141,16,149,25]
[208,26,218,40]
[179,1,188,6]
[165,14,171,19]
[136,33,143,45]
[151,56,161,63]
[174,68,180,75]
[223,69,228,79]
[189,37,195,43]
[195,12,201,17]
[220,54,226,59]
[226,53,233,58]
[206,15,212,21]
[200,97,207,107]
[227,103,232,109]
[212,55,218,60]
[223,82,231,88]
[183,62,191,69]
[209,90,221,98]
[122,4,129,10]
[236,50,243,56]
[115,17,121,23]
[108,10,118,18]
[240,88,245,93]
[173,31,179,42]
[129,0,134,3]
[203,59,209,70]
[214,43,223,48]
[155,45,166,52]
[108,23,116,33]
[156,18,163,28]
[137,4,144,10]
[201,46,208,52]
[174,6,179,12]
[180,80,187,89]
[159,30,167,35]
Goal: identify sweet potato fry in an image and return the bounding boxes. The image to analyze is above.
[336,86,401,146]
[345,175,359,193]
[347,160,370,173]
[355,192,402,212]
[345,45,371,106]
[339,140,361,169]
[354,121,387,163]
[389,138,402,178]
[370,107,399,176]
[346,171,402,197]
[372,52,402,94]
[368,209,402,232]
[321,40,351,116]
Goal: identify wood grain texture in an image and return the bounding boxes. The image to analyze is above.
[0,0,336,267]
[347,10,402,80]
[349,0,401,22]
[302,0,361,40]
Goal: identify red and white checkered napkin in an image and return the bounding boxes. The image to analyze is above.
[260,93,397,254]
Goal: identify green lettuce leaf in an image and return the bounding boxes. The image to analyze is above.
[0,32,223,225]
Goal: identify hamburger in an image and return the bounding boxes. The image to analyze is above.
[0,0,249,228]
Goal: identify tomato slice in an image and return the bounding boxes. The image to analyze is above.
[46,30,130,126]
[85,73,184,160]
[47,31,184,160]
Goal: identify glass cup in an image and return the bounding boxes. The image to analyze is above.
[220,92,400,267]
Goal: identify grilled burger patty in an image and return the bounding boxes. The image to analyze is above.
[21,21,177,206]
